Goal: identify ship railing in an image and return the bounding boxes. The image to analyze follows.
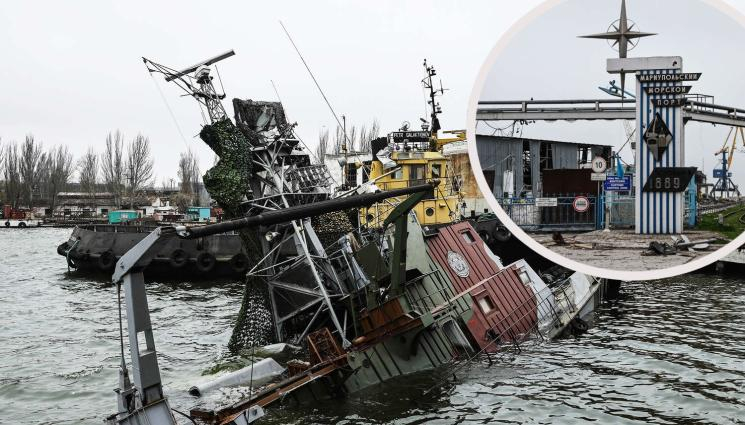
[423,275,591,396]
[375,179,458,196]
[403,269,463,314]
[452,276,578,364]
[422,284,551,388]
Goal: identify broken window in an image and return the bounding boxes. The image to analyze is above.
[431,163,442,179]
[577,146,591,167]
[539,142,553,171]
[522,140,532,193]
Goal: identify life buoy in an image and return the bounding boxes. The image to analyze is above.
[169,249,188,268]
[195,252,216,273]
[229,253,249,274]
[492,226,511,242]
[478,230,491,244]
[97,251,116,271]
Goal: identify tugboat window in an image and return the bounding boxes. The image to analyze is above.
[410,164,426,185]
[431,163,442,178]
[478,296,495,314]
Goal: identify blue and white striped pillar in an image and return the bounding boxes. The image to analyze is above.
[634,65,685,234]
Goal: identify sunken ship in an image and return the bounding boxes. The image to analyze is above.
[106,51,604,425]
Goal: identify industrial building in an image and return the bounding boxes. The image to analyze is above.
[476,135,613,199]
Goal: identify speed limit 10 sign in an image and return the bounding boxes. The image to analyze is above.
[591,156,607,173]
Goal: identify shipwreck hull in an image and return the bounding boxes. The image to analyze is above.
[57,224,249,279]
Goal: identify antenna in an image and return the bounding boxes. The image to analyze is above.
[143,50,235,124]
[165,50,235,82]
[422,59,446,136]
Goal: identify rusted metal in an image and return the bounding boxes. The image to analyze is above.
[308,328,345,366]
[425,222,537,351]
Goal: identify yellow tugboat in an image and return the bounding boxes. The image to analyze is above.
[360,60,463,228]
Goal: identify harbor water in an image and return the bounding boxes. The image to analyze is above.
[1,228,744,424]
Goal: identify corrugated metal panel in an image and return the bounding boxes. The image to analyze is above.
[425,221,537,352]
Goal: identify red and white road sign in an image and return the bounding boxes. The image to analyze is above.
[572,196,590,213]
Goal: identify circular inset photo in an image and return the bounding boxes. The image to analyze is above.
[468,0,745,280]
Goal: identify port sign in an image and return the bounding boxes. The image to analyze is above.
[591,156,607,173]
[572,196,590,213]
[591,173,607,181]
[604,176,632,191]
[535,197,558,207]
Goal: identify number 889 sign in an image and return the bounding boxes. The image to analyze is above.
[642,167,697,193]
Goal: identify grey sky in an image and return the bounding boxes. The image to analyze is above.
[478,0,745,188]
[1,0,554,184]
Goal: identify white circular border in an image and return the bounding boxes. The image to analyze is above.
[466,0,745,281]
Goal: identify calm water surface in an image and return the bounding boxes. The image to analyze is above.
[1,228,743,424]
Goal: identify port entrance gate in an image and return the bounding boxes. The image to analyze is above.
[476,2,745,234]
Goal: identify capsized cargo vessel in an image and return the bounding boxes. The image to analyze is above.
[105,51,604,425]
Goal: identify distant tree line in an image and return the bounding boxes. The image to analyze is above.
[316,119,380,163]
[1,135,74,211]
[0,131,202,211]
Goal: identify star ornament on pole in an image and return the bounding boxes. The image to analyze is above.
[579,0,656,98]
[579,0,656,58]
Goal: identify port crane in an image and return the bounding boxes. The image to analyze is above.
[711,126,744,198]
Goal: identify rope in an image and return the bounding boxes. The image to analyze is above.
[248,342,256,397]
[148,72,191,149]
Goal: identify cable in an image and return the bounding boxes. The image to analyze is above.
[279,21,352,148]
[171,408,198,425]
[215,63,227,98]
[148,73,191,149]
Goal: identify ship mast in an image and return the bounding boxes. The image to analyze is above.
[144,50,351,348]
[144,50,234,124]
[422,59,446,136]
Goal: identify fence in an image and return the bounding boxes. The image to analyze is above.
[494,195,599,232]
[605,193,635,229]
[497,190,714,231]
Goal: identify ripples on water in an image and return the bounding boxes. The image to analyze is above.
[1,229,743,424]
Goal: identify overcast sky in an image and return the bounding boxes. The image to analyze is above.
[2,1,744,187]
[1,0,551,184]
[478,0,745,188]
